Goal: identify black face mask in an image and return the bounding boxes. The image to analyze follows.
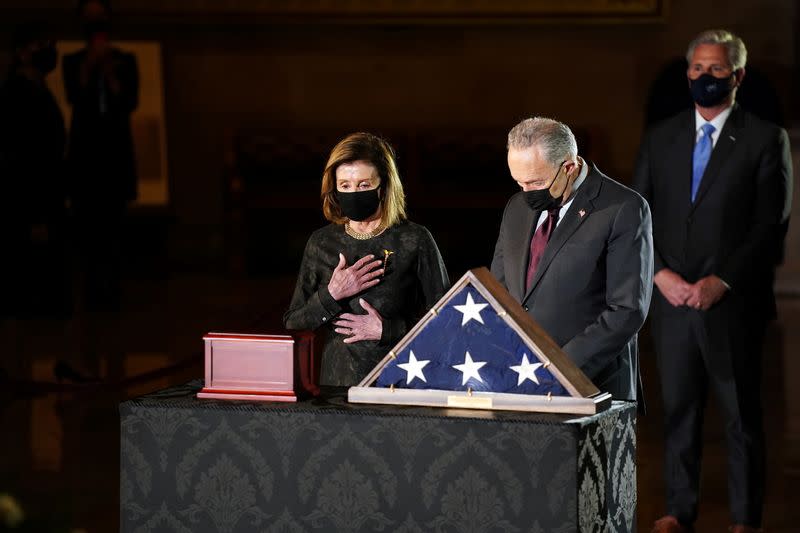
[689,73,735,108]
[336,188,381,221]
[31,45,57,75]
[84,19,110,40]
[523,165,564,212]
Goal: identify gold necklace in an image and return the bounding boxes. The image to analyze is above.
[345,221,387,240]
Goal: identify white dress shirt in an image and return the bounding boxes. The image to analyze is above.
[694,105,733,148]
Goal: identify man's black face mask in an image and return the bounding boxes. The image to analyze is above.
[83,19,110,40]
[689,73,735,108]
[523,163,565,212]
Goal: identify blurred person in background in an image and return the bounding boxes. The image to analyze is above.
[63,0,138,312]
[0,22,69,320]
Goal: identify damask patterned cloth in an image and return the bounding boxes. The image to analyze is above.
[120,380,637,533]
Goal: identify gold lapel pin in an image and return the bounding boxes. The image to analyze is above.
[382,249,394,277]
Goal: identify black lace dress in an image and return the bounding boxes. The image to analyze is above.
[284,221,450,386]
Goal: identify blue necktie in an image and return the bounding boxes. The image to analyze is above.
[691,123,715,202]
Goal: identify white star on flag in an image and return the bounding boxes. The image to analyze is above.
[509,353,543,386]
[452,351,487,385]
[453,293,489,326]
[397,350,430,385]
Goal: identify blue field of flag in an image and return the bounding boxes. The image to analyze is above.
[376,284,568,396]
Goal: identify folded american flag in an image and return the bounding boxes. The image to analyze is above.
[376,284,568,396]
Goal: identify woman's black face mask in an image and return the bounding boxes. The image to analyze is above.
[336,188,381,221]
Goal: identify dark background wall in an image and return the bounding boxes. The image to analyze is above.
[0,0,796,276]
[0,3,798,530]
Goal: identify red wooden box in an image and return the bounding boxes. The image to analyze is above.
[197,331,319,402]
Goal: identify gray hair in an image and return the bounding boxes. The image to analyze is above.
[507,117,578,166]
[686,29,747,71]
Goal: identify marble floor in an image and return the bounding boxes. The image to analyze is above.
[1,273,799,532]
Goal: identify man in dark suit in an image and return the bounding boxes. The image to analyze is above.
[633,29,792,533]
[63,0,138,311]
[491,117,653,401]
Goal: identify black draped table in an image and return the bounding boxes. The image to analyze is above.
[119,380,637,532]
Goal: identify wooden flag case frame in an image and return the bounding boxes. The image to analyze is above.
[348,268,612,415]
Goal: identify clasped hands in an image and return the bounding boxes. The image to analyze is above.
[654,269,728,311]
[327,253,384,343]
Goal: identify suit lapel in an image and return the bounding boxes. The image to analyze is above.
[691,105,740,209]
[649,110,694,222]
[671,112,695,212]
[522,166,602,303]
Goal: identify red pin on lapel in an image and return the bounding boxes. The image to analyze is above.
[579,209,586,218]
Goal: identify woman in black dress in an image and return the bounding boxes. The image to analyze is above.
[284,132,449,386]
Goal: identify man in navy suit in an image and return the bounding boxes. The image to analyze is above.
[491,116,653,402]
[633,29,792,533]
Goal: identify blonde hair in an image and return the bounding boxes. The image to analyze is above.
[321,132,407,227]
